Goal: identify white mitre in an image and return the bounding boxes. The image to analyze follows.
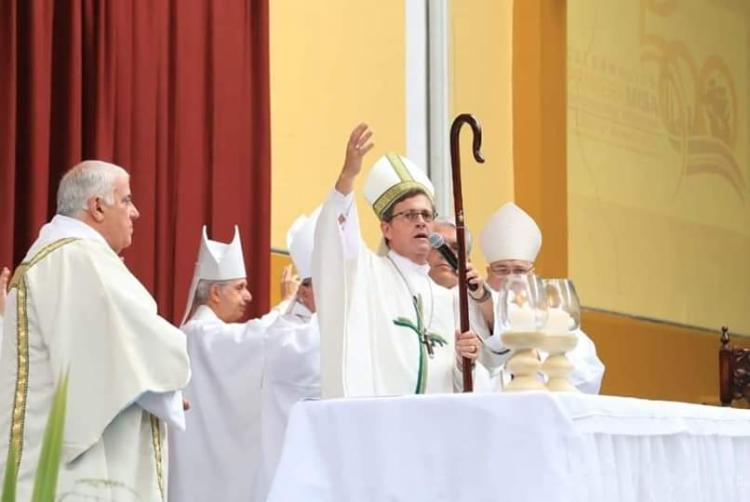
[287,208,320,280]
[363,153,434,220]
[479,202,542,263]
[180,225,247,325]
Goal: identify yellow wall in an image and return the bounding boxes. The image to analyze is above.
[584,309,750,404]
[451,0,515,273]
[269,251,291,306]
[512,0,568,278]
[269,0,406,256]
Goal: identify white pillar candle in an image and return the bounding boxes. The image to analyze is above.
[544,309,573,335]
[508,307,537,332]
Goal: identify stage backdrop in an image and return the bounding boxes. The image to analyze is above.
[568,0,750,333]
[0,0,271,322]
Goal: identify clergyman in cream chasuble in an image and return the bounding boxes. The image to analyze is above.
[0,215,190,501]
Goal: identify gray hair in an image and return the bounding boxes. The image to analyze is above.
[193,279,234,306]
[56,160,129,216]
[433,217,473,254]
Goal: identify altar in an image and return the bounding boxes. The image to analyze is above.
[267,392,750,501]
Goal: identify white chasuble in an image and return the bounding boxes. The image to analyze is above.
[312,190,461,398]
[0,216,190,501]
[168,303,285,502]
[254,302,321,502]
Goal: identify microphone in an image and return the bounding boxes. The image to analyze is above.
[428,233,478,291]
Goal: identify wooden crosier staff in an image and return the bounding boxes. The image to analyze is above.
[449,114,484,392]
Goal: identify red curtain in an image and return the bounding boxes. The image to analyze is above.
[0,0,271,322]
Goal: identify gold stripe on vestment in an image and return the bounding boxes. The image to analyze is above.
[150,414,165,501]
[7,237,78,470]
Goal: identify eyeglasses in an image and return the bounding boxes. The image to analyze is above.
[489,264,535,276]
[389,209,437,223]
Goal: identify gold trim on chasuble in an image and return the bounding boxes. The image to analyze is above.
[150,415,165,500]
[7,237,78,470]
[371,153,433,219]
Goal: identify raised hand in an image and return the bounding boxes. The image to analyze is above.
[335,123,374,195]
[280,264,300,302]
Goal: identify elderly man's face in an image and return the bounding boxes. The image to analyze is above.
[98,175,140,254]
[380,194,435,265]
[486,259,534,291]
[427,224,458,288]
[211,278,253,323]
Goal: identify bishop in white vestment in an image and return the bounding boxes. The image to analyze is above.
[312,124,483,398]
[476,202,606,394]
[0,161,190,501]
[255,209,321,502]
[168,226,292,502]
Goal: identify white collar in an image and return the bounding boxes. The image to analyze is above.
[387,249,430,276]
[189,305,222,323]
[28,214,110,256]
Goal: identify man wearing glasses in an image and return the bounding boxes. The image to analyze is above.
[312,123,483,397]
[476,202,605,394]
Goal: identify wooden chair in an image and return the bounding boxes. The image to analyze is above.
[719,326,750,406]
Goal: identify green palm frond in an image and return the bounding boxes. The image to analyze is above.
[1,442,17,502]
[32,371,69,502]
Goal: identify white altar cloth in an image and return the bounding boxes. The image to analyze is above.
[267,393,750,502]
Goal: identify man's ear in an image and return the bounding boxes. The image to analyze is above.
[208,283,223,304]
[86,196,105,222]
[380,220,392,240]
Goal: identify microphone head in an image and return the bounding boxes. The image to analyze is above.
[428,233,445,249]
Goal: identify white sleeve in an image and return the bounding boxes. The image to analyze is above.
[469,290,512,374]
[137,390,186,430]
[251,301,291,330]
[327,189,360,260]
[567,328,605,394]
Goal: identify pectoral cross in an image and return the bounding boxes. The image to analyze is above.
[393,295,448,394]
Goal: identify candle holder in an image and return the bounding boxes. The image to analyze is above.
[540,279,581,392]
[498,274,548,392]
